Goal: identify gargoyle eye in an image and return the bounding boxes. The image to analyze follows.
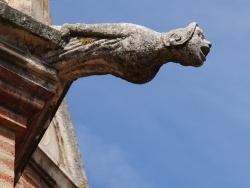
[200,33,205,39]
[174,34,181,41]
[196,28,205,39]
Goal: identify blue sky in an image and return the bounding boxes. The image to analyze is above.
[51,1,250,187]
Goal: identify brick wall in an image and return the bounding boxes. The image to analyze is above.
[15,160,56,188]
[0,126,53,188]
[15,166,41,188]
[0,124,68,188]
[0,125,15,188]
[15,166,42,188]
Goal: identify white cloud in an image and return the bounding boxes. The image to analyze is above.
[76,125,154,188]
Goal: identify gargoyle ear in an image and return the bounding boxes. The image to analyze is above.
[164,22,197,47]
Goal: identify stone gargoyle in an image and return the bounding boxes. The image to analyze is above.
[53,22,211,84]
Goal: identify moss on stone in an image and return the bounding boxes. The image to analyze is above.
[79,37,96,45]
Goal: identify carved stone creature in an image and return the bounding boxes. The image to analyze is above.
[55,22,211,84]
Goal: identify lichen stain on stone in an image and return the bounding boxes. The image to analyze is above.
[78,37,96,45]
[78,179,89,188]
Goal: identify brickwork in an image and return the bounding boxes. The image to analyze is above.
[0,125,15,188]
[15,160,56,188]
[16,166,40,188]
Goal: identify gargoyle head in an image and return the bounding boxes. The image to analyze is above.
[164,22,212,67]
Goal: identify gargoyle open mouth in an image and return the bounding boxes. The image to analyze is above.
[200,45,210,57]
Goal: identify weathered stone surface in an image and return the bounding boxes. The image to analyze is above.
[38,99,88,187]
[4,0,51,24]
[0,2,61,46]
[54,22,211,84]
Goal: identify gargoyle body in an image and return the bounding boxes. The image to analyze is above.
[54,22,211,84]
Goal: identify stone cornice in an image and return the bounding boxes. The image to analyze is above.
[0,2,65,183]
[0,2,61,44]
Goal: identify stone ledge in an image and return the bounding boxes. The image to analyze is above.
[0,2,61,45]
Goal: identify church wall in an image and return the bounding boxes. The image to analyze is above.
[0,126,15,188]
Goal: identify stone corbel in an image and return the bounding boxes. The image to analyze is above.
[52,22,211,84]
